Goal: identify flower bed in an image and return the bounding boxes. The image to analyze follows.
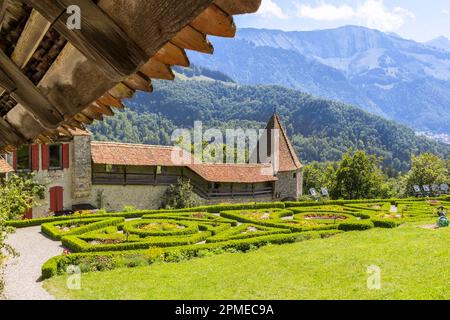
[28,199,447,280]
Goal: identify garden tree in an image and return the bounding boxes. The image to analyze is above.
[0,174,45,220]
[162,178,199,209]
[302,161,337,192]
[0,174,45,292]
[332,150,385,199]
[405,153,449,195]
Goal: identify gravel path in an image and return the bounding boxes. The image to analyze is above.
[3,226,64,300]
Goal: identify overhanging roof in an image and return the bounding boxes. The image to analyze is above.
[0,0,261,151]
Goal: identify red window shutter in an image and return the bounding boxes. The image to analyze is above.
[62,144,70,169]
[31,145,40,171]
[41,144,49,171]
[12,150,17,170]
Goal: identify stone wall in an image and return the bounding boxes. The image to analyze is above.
[88,185,168,211]
[71,135,92,199]
[274,169,303,200]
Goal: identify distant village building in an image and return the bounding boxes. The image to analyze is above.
[0,114,302,218]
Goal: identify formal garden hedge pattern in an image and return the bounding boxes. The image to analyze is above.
[6,198,448,279]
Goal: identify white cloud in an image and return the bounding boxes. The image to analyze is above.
[442,9,449,15]
[256,0,288,19]
[358,1,415,32]
[297,4,355,21]
[296,0,415,32]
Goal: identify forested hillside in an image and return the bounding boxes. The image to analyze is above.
[88,74,450,172]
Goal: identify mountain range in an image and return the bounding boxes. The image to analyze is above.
[426,36,450,52]
[188,26,450,135]
[89,68,450,172]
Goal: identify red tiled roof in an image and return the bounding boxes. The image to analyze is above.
[91,142,189,167]
[0,157,13,174]
[91,142,277,183]
[266,113,302,172]
[188,163,278,183]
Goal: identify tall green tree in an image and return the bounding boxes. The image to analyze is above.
[405,153,448,194]
[332,150,385,199]
[303,161,337,192]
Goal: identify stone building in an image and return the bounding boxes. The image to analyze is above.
[2,114,303,217]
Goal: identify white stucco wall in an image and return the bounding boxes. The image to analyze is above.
[31,142,75,218]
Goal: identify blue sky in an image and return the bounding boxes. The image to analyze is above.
[234,0,450,42]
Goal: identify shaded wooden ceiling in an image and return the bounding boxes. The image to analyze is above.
[0,0,261,151]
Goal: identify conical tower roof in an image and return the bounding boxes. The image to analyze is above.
[266,113,302,172]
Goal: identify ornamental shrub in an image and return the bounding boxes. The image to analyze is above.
[338,220,374,231]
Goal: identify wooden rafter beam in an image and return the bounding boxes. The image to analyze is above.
[191,4,236,38]
[97,0,215,57]
[0,116,25,146]
[0,50,63,129]
[215,0,262,15]
[21,0,149,81]
[0,0,262,149]
[11,9,51,69]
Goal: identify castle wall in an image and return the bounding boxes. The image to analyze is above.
[71,135,92,199]
[88,184,168,211]
[274,168,303,200]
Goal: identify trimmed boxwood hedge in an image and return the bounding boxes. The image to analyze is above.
[291,211,357,224]
[207,224,292,243]
[337,220,374,231]
[141,212,238,226]
[42,229,343,279]
[61,230,213,253]
[122,219,198,237]
[41,218,125,240]
[371,218,402,228]
[6,202,285,228]
[219,209,337,232]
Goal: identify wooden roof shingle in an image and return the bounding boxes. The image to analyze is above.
[0,0,262,151]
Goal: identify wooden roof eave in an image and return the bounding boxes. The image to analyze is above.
[0,0,262,151]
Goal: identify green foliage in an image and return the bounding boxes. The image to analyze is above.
[0,173,45,220]
[44,225,450,300]
[405,153,449,195]
[338,220,375,231]
[162,178,199,209]
[332,150,386,199]
[38,199,448,280]
[371,218,401,228]
[42,229,340,279]
[41,218,124,240]
[122,220,199,237]
[88,80,450,172]
[1,174,45,291]
[302,161,337,192]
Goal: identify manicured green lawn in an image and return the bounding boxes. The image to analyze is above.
[44,224,449,300]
